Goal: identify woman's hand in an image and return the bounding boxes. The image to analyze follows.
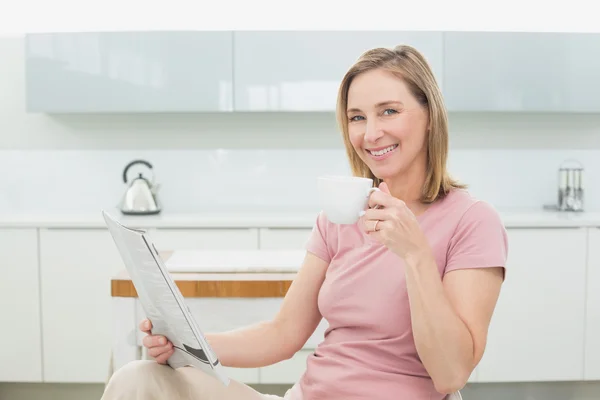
[361,182,431,262]
[140,319,174,364]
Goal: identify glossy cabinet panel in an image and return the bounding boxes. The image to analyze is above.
[233,31,444,111]
[0,229,42,382]
[39,228,125,383]
[25,31,233,113]
[443,32,600,112]
[585,228,600,379]
[24,31,600,113]
[476,228,587,382]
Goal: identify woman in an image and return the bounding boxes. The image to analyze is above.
[102,45,508,400]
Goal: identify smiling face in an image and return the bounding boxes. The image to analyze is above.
[345,68,429,183]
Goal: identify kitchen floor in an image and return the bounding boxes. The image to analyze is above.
[2,382,600,400]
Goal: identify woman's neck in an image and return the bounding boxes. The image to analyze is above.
[383,164,429,215]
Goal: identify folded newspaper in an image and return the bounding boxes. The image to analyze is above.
[102,210,230,386]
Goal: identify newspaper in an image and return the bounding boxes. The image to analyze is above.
[102,210,230,386]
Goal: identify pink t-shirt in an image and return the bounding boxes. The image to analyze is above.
[287,189,508,400]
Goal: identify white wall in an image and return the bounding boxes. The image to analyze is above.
[2,35,600,213]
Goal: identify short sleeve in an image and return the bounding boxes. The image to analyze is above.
[305,211,334,263]
[445,201,509,278]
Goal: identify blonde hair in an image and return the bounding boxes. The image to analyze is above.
[336,44,466,203]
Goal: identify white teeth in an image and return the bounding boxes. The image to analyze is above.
[368,144,397,156]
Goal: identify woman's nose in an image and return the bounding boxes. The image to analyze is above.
[364,120,384,142]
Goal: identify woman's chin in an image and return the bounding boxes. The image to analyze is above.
[369,167,401,181]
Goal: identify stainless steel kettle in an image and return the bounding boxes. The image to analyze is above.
[119,159,162,215]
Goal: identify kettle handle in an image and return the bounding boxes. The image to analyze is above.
[123,159,154,184]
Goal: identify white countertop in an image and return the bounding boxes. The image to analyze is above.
[0,208,599,229]
[166,249,306,273]
[0,208,320,229]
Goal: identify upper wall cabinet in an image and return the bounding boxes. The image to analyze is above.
[232,31,444,112]
[443,32,600,112]
[25,32,233,113]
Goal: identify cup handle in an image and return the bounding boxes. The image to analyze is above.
[367,187,382,209]
[359,187,381,217]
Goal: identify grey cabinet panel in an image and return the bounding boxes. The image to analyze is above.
[25,32,233,113]
[443,32,600,112]
[233,31,444,111]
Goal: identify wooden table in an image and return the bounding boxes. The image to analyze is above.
[110,251,297,298]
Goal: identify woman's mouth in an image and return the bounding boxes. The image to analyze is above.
[365,144,398,160]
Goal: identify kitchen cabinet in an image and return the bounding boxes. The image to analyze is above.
[258,228,312,250]
[39,228,125,383]
[261,349,312,384]
[25,31,233,113]
[4,218,599,385]
[476,227,587,382]
[150,228,259,251]
[443,32,600,112]
[0,229,42,382]
[233,31,444,111]
[585,227,600,379]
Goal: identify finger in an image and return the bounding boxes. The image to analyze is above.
[148,335,169,349]
[139,319,152,333]
[368,190,401,209]
[362,218,387,233]
[143,334,168,349]
[369,219,380,233]
[378,181,391,194]
[154,348,175,365]
[148,343,174,360]
[363,207,393,222]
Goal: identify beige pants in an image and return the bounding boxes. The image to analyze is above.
[101,360,289,400]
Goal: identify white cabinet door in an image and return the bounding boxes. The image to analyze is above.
[26,31,234,113]
[0,229,42,382]
[443,32,600,112]
[259,228,312,250]
[585,227,600,379]
[260,349,312,384]
[233,31,444,111]
[476,228,587,382]
[39,228,125,383]
[149,228,258,251]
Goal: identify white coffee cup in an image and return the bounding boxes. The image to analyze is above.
[317,175,380,224]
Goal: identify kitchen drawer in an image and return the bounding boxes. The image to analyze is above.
[150,228,258,251]
[259,228,312,250]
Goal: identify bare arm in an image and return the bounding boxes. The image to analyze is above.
[205,251,329,368]
[405,252,504,394]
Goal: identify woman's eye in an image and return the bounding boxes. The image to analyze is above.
[349,115,365,122]
[383,108,398,115]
